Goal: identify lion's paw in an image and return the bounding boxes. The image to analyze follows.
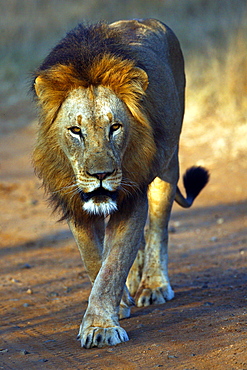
[77,325,129,348]
[136,285,174,307]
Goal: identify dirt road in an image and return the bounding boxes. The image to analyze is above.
[0,122,246,369]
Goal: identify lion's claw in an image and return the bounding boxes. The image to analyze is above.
[78,325,129,348]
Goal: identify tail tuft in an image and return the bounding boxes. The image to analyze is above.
[183,166,210,201]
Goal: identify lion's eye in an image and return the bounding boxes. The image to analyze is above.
[69,126,81,135]
[110,123,122,134]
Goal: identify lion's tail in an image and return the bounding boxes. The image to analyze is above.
[175,166,209,208]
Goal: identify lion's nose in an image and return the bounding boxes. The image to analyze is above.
[87,171,114,180]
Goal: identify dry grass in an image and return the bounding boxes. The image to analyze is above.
[185,21,247,127]
[0,0,246,137]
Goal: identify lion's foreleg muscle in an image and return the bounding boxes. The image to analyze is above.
[135,177,176,307]
[68,218,104,283]
[78,194,148,348]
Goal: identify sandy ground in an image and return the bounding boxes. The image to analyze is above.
[0,118,247,370]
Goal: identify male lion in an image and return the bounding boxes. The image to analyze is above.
[32,19,209,348]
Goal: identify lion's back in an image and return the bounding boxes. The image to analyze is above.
[110,19,185,164]
[110,18,185,103]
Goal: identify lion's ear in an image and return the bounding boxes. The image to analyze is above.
[34,76,44,98]
[132,67,149,92]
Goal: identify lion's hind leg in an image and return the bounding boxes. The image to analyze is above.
[135,177,176,307]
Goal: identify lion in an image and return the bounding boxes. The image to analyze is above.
[32,19,209,348]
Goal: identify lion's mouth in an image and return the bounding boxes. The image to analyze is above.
[80,187,118,203]
[80,187,118,216]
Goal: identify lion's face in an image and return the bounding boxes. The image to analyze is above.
[56,86,131,216]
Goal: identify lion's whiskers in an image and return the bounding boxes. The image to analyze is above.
[51,182,78,196]
[120,178,140,196]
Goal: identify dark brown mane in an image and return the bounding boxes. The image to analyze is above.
[33,22,149,129]
[33,22,144,87]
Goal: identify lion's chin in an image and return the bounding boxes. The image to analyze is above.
[83,197,118,217]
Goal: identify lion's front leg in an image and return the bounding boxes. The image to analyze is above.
[77,194,148,348]
[68,218,104,283]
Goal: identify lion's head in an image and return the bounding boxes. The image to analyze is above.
[57,86,127,217]
[33,24,156,222]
